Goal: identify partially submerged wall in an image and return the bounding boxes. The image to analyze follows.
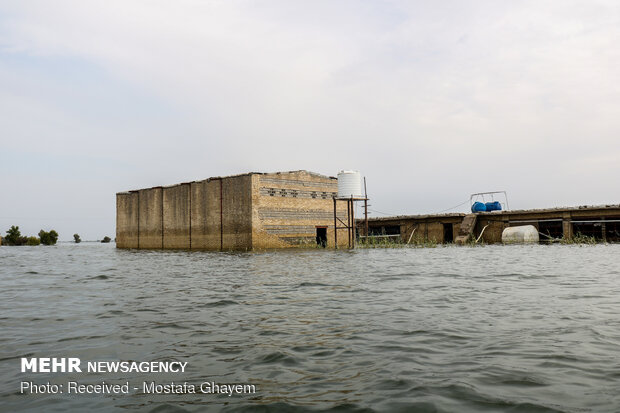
[365,205,620,244]
[252,171,348,249]
[475,206,620,243]
[366,214,463,244]
[117,177,253,250]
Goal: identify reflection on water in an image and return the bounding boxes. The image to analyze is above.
[2,243,620,412]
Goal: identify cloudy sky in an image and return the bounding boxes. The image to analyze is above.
[1,0,619,240]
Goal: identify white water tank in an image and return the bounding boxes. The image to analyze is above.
[502,225,539,243]
[337,170,363,198]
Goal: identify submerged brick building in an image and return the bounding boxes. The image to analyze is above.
[116,170,349,250]
[364,205,620,244]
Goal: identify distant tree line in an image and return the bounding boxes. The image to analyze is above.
[1,227,114,246]
[2,226,58,246]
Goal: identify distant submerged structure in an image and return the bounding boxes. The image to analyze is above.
[365,204,620,245]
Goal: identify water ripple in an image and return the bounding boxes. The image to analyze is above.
[1,243,620,412]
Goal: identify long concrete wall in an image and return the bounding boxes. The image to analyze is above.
[116,174,254,250]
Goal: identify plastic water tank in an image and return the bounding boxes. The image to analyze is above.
[485,201,502,211]
[337,171,363,198]
[501,225,539,243]
[471,202,486,213]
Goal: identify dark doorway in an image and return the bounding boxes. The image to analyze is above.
[443,223,453,243]
[316,227,327,247]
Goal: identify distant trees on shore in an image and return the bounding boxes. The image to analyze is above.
[2,226,58,246]
[1,226,114,246]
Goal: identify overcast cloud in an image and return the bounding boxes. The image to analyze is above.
[1,0,619,240]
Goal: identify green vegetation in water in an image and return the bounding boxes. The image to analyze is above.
[73,233,81,243]
[464,235,486,247]
[286,232,607,250]
[101,236,112,243]
[2,226,58,246]
[3,226,26,246]
[560,233,598,245]
[357,236,438,249]
[295,238,324,249]
[38,230,59,245]
[293,235,440,249]
[26,236,41,246]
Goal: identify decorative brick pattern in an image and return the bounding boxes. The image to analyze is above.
[259,187,336,199]
[259,208,346,221]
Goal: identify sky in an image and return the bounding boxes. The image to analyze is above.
[1,0,619,241]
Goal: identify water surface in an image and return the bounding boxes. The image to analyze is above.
[1,243,620,412]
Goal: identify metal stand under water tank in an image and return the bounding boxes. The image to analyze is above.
[333,171,368,249]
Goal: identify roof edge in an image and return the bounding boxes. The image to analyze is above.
[116,170,336,194]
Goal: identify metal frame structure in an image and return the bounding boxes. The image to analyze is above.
[333,178,369,249]
[470,191,510,211]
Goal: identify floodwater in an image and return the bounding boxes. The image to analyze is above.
[1,243,620,412]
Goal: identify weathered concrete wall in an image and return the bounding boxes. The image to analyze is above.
[163,184,191,249]
[116,191,139,248]
[424,222,444,242]
[190,180,208,249]
[367,215,462,244]
[400,223,417,242]
[475,217,507,244]
[138,187,163,249]
[252,171,348,248]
